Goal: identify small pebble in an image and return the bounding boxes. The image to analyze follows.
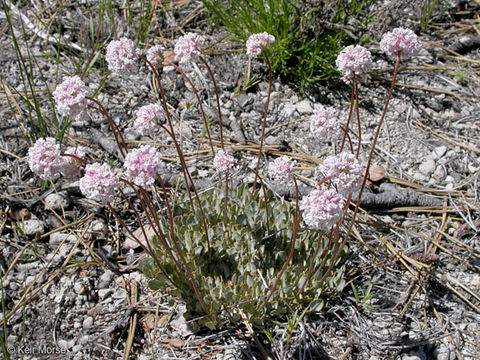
[72,344,83,353]
[83,316,94,330]
[73,283,86,295]
[98,289,113,300]
[432,165,445,181]
[44,192,70,211]
[295,99,313,114]
[88,220,107,238]
[49,232,77,247]
[22,219,45,236]
[57,340,68,350]
[419,159,436,177]
[99,270,113,284]
[433,145,447,159]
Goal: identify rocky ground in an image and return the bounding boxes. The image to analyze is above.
[0,0,479,359]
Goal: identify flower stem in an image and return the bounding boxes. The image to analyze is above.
[340,82,356,153]
[257,177,301,311]
[200,56,224,149]
[354,80,361,158]
[86,96,128,158]
[342,54,402,261]
[171,62,215,155]
[252,50,273,187]
[140,55,211,250]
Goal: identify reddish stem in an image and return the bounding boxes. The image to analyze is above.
[86,96,128,158]
[200,56,224,149]
[354,80,361,157]
[257,177,301,311]
[252,50,273,187]
[170,62,215,155]
[340,82,356,153]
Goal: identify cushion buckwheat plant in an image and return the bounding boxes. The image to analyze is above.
[268,155,296,184]
[213,149,236,175]
[146,44,165,68]
[140,184,347,328]
[27,26,423,331]
[299,188,344,233]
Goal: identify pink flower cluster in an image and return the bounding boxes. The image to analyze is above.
[27,138,87,181]
[317,152,362,195]
[79,163,119,204]
[28,137,65,180]
[380,27,421,60]
[174,33,204,63]
[336,45,372,84]
[123,145,162,187]
[246,32,275,57]
[105,37,139,74]
[299,188,343,232]
[213,150,235,175]
[146,44,165,68]
[310,105,337,139]
[268,156,296,184]
[135,103,164,136]
[52,76,89,120]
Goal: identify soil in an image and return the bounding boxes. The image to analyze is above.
[0,1,479,360]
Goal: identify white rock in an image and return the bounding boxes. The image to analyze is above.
[433,344,451,360]
[445,175,454,183]
[98,289,113,299]
[72,344,83,353]
[445,183,454,191]
[83,316,94,329]
[44,192,70,211]
[295,100,313,114]
[432,165,445,181]
[49,232,77,247]
[113,288,127,300]
[87,220,106,238]
[404,351,426,360]
[25,275,36,287]
[413,172,428,182]
[279,103,296,119]
[433,145,447,159]
[419,159,436,176]
[468,163,479,173]
[198,169,209,177]
[22,219,45,236]
[57,340,68,350]
[54,289,65,304]
[99,270,113,284]
[79,335,90,345]
[73,283,86,295]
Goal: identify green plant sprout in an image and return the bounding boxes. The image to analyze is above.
[351,280,379,311]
